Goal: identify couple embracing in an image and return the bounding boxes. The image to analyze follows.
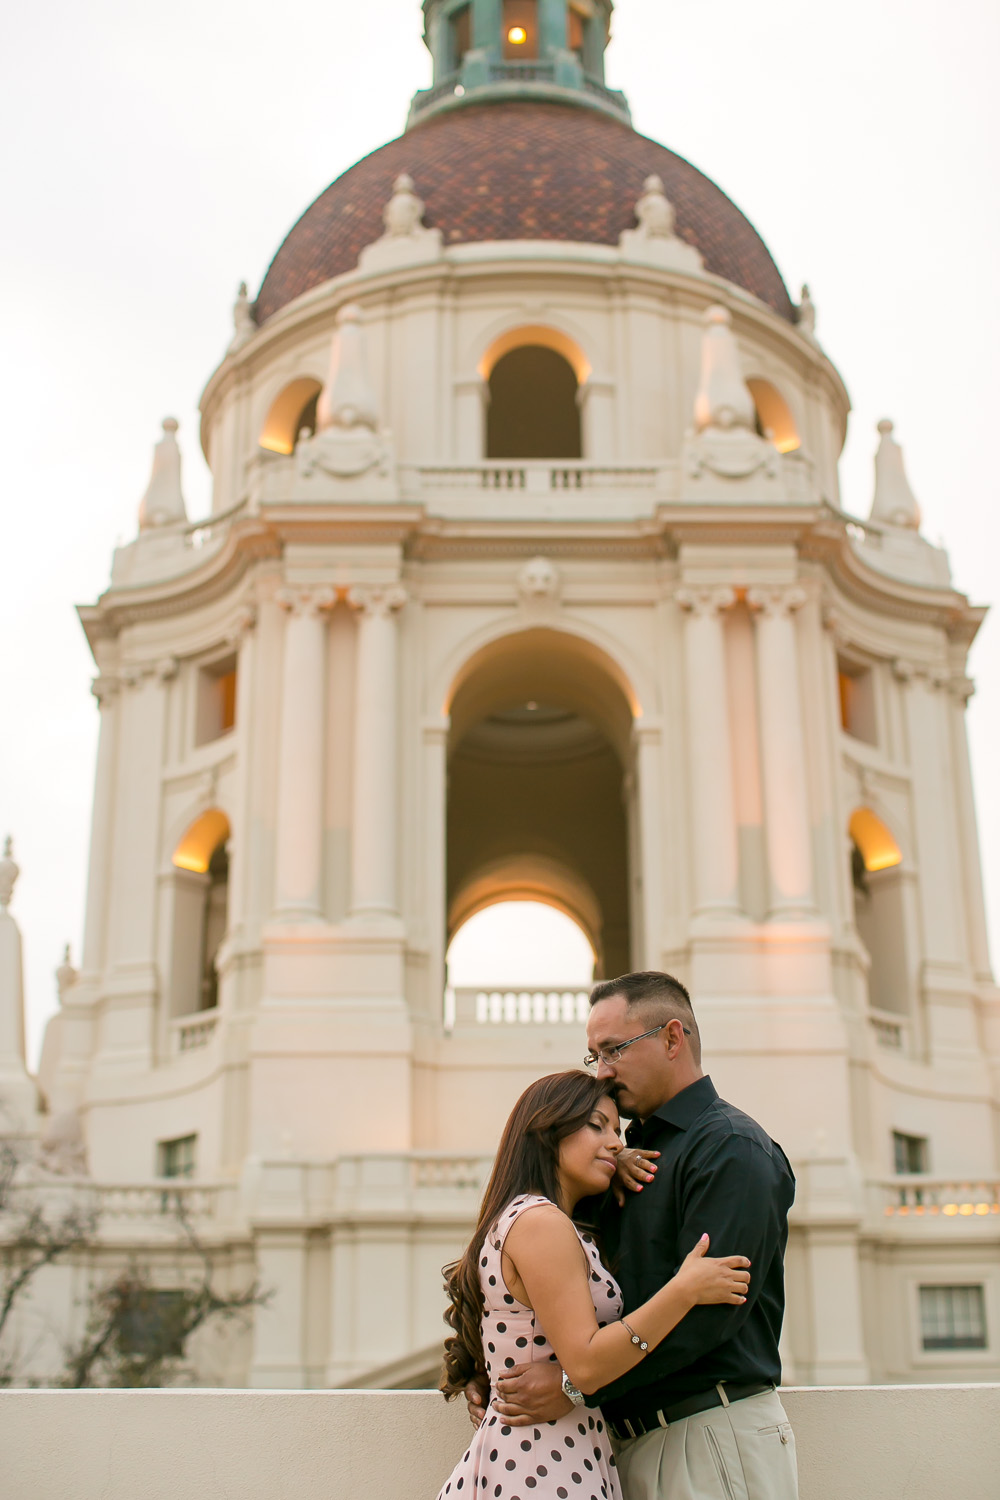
[437,971,799,1500]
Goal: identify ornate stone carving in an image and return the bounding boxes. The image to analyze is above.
[694,306,755,434]
[747,584,807,619]
[55,943,78,1002]
[635,174,676,238]
[228,604,258,646]
[316,305,378,433]
[156,656,179,683]
[91,675,120,706]
[675,585,736,618]
[0,836,18,910]
[383,173,427,237]
[891,657,915,683]
[347,584,407,619]
[950,674,976,704]
[517,556,560,601]
[276,585,336,618]
[619,175,704,272]
[37,1110,89,1177]
[798,283,817,339]
[228,281,256,353]
[137,418,188,531]
[871,420,921,530]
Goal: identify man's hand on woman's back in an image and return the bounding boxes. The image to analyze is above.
[464,1361,571,1427]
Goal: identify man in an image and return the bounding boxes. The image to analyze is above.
[467,971,799,1500]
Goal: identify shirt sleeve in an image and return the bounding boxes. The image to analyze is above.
[593,1130,788,1403]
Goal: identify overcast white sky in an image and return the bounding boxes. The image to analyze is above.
[1,0,998,1065]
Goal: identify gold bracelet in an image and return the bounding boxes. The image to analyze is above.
[621,1318,649,1353]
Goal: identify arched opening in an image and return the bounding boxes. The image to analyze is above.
[747,378,800,454]
[487,347,582,460]
[849,807,909,1017]
[446,630,635,1011]
[445,900,595,1029]
[259,378,322,455]
[168,810,231,1018]
[503,0,539,58]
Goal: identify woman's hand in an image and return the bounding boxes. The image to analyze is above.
[673,1233,750,1305]
[611,1148,660,1206]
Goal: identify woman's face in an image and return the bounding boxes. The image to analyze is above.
[557,1095,622,1203]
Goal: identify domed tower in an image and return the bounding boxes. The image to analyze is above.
[29,0,999,1390]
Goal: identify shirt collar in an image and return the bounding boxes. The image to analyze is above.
[645,1075,719,1133]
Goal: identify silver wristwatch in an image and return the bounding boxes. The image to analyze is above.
[561,1372,587,1407]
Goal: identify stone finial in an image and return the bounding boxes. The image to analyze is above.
[55,943,78,1002]
[0,837,18,910]
[316,305,379,433]
[870,419,921,530]
[693,306,755,433]
[137,418,188,531]
[228,280,256,353]
[798,283,817,338]
[383,173,427,238]
[634,175,676,239]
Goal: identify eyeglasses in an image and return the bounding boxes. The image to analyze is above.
[583,1022,691,1070]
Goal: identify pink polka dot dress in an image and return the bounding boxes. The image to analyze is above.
[438,1194,623,1500]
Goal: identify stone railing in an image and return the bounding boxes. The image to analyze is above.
[872,1176,1000,1222]
[1,1386,997,1500]
[171,1008,220,1054]
[445,987,590,1029]
[868,1008,908,1050]
[405,461,664,495]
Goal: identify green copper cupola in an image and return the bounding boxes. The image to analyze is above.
[408,0,630,126]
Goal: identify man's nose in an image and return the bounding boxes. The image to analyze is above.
[596,1058,616,1081]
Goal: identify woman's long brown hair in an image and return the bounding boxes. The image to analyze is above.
[440,1070,613,1401]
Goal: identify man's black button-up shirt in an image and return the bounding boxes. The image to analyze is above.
[592,1075,795,1420]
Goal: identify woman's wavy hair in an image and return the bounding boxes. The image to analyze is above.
[439,1069,614,1401]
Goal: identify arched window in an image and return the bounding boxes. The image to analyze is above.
[259,378,322,455]
[487,347,582,459]
[445,899,594,1028]
[746,378,800,453]
[849,808,909,1018]
[503,0,538,58]
[169,811,231,1018]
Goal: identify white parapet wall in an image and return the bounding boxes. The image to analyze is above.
[1,1385,999,1500]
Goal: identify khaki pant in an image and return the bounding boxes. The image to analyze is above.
[613,1388,798,1500]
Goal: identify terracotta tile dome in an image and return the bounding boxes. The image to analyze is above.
[255,100,794,325]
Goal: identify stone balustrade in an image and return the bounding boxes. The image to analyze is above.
[1,1385,997,1500]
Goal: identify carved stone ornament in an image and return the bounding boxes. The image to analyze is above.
[276,585,336,618]
[686,434,779,483]
[747,584,807,619]
[37,1110,89,1178]
[675,585,736,618]
[55,943,78,1002]
[798,284,817,338]
[870,419,921,530]
[619,175,704,273]
[137,418,188,531]
[297,429,392,481]
[517,556,560,602]
[384,174,428,237]
[0,835,18,910]
[635,175,676,239]
[228,281,256,353]
[347,584,407,619]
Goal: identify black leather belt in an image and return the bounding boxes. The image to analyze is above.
[607,1381,775,1442]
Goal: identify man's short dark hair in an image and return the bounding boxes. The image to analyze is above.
[589,971,700,1062]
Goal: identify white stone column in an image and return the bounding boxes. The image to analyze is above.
[634,722,666,966]
[347,586,407,920]
[0,840,36,1128]
[947,674,993,983]
[79,676,120,980]
[422,717,449,1024]
[749,585,816,919]
[273,587,334,921]
[676,586,741,919]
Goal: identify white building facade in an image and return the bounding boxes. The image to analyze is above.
[3,0,999,1390]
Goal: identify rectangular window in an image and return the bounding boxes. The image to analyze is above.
[450,3,471,69]
[838,657,877,744]
[569,8,585,56]
[919,1285,987,1351]
[157,1134,197,1180]
[503,0,539,59]
[116,1289,186,1359]
[893,1131,928,1175]
[196,655,238,745]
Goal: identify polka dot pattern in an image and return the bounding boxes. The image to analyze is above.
[436,1194,623,1500]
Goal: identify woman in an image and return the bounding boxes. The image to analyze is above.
[438,1071,751,1500]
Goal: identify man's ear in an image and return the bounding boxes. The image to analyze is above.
[665,1018,686,1058]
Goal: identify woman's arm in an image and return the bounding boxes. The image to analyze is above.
[503,1204,749,1396]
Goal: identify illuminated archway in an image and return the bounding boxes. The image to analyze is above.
[849,806,909,1018]
[258,377,322,455]
[850,808,902,873]
[172,809,230,873]
[747,377,800,453]
[169,809,231,1016]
